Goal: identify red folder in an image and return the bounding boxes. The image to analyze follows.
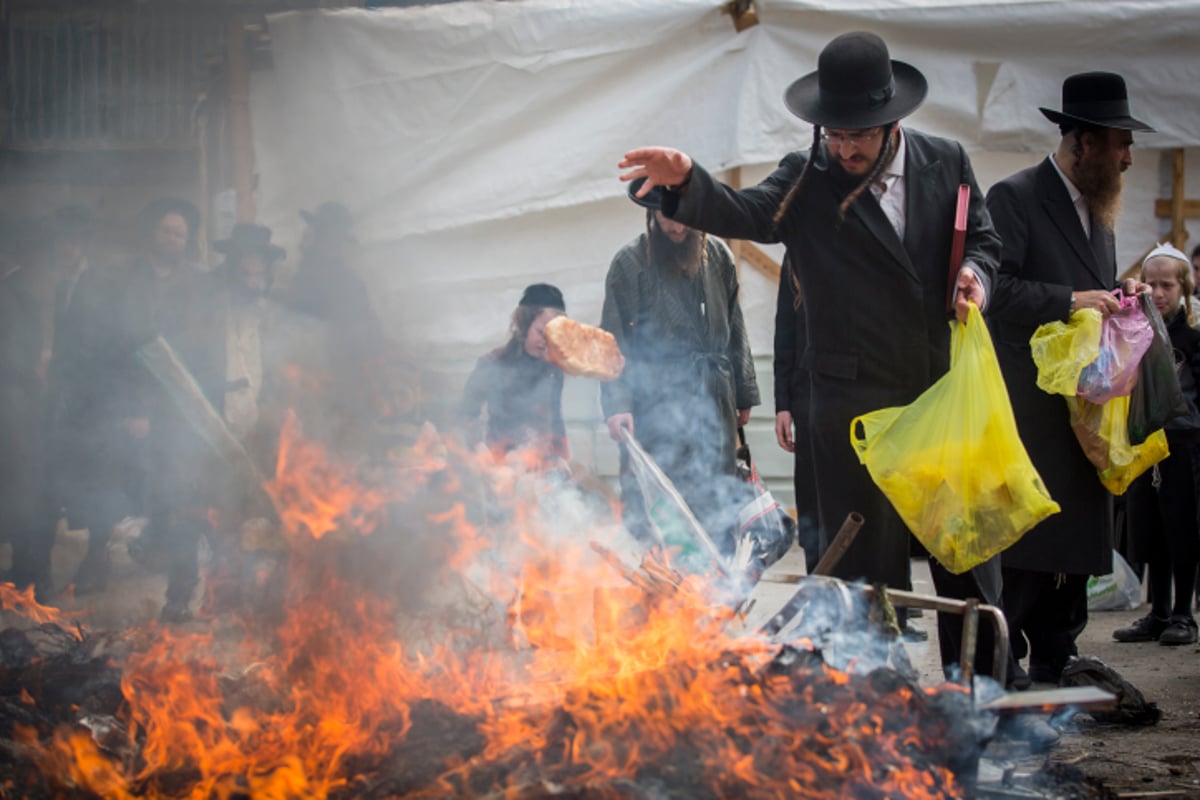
[946,183,970,313]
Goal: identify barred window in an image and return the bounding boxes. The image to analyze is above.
[4,6,224,149]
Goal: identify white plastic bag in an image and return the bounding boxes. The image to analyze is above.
[1086,550,1142,611]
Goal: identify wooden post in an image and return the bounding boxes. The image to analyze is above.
[227,15,256,223]
[1171,148,1187,249]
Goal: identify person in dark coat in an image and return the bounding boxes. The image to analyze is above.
[0,251,45,596]
[600,185,760,558]
[8,206,95,596]
[618,31,1007,680]
[1113,244,1200,645]
[986,72,1153,684]
[772,256,821,574]
[81,198,223,613]
[283,201,388,453]
[460,283,568,463]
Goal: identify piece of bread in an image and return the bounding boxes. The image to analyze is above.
[543,316,625,382]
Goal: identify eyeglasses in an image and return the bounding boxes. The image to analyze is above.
[821,128,884,147]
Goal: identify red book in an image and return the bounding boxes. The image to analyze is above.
[946,183,970,313]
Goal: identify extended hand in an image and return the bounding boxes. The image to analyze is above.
[774,410,795,453]
[606,413,635,442]
[737,408,751,427]
[618,147,694,198]
[1073,289,1122,316]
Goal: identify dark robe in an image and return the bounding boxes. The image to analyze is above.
[986,157,1115,577]
[460,349,566,459]
[600,234,759,554]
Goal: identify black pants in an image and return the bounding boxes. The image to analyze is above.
[1127,443,1200,620]
[928,555,1020,687]
[1001,567,1089,677]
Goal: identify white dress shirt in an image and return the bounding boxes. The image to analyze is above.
[869,128,907,241]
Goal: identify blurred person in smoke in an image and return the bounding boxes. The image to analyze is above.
[7,206,97,597]
[80,198,225,619]
[600,182,759,558]
[147,223,289,620]
[282,201,389,452]
[459,283,569,464]
[0,234,46,597]
[618,32,1018,685]
[1111,244,1200,646]
[986,72,1153,686]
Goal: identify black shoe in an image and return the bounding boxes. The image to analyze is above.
[1159,616,1198,646]
[1009,664,1032,691]
[1027,663,1062,684]
[995,714,1060,753]
[159,601,193,624]
[1113,614,1169,643]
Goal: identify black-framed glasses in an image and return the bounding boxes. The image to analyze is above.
[821,128,884,146]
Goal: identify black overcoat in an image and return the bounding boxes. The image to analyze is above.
[986,157,1115,576]
[664,129,1000,589]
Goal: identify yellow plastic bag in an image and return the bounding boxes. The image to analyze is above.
[1065,395,1169,495]
[1030,308,1102,396]
[850,304,1060,574]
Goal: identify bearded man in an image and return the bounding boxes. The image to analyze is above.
[600,186,759,558]
[985,72,1154,686]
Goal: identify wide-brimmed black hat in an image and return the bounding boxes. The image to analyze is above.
[300,201,355,242]
[626,176,665,211]
[784,31,927,129]
[214,223,285,262]
[518,283,565,311]
[140,196,201,243]
[1039,72,1154,132]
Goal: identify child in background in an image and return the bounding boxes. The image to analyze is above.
[1114,243,1200,645]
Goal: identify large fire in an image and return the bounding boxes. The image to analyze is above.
[5,417,975,799]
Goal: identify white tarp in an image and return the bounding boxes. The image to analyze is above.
[251,0,1200,367]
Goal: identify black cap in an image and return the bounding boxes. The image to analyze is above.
[214,223,286,262]
[518,283,565,311]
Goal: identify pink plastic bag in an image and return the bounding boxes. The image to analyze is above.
[1076,294,1153,404]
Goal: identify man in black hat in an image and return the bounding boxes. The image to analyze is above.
[284,201,388,452]
[985,72,1154,684]
[600,184,759,558]
[59,196,220,595]
[619,31,1006,679]
[145,222,288,622]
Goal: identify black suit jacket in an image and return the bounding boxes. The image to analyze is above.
[666,128,1001,589]
[986,156,1115,575]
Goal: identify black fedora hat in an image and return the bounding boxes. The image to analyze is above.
[214,223,285,262]
[1039,71,1154,132]
[300,201,355,242]
[784,31,927,129]
[626,176,665,210]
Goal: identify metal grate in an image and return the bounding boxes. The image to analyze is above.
[5,7,224,149]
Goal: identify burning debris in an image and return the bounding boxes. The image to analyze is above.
[0,424,1111,799]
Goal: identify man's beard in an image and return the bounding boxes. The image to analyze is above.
[1074,149,1124,233]
[651,224,704,278]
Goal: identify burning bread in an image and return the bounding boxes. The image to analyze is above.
[543,316,625,382]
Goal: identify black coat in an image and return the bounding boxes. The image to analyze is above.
[986,157,1115,575]
[665,129,1000,589]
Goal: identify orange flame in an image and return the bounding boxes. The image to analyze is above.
[29,422,967,799]
[0,581,82,638]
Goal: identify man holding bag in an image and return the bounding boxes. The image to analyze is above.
[619,32,1010,680]
[986,72,1154,685]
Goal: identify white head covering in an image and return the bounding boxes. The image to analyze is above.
[1142,241,1191,268]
